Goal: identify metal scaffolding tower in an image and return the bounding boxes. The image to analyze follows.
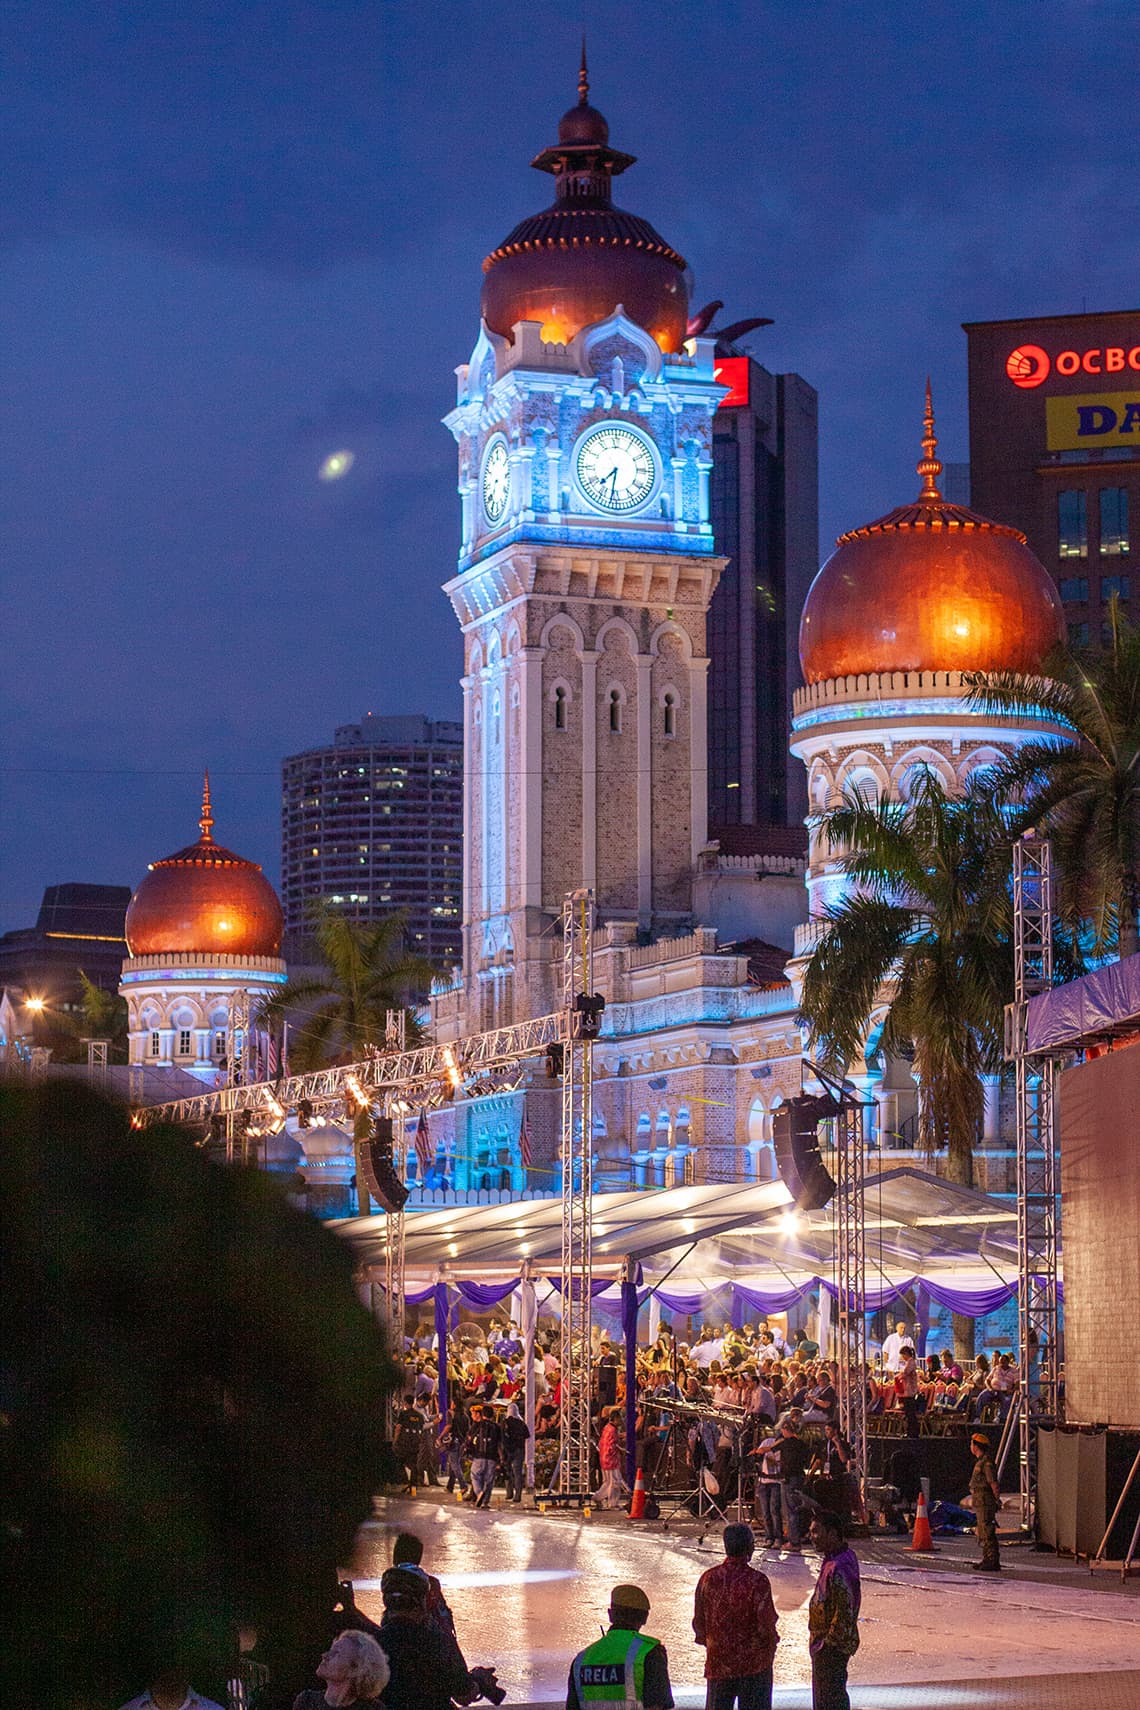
[833,1099,868,1488]
[557,889,597,1499]
[1010,831,1060,1532]
[224,988,252,1163]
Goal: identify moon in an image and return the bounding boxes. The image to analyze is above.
[318,449,355,482]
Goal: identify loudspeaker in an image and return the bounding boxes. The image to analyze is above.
[359,1116,409,1212]
[771,1093,838,1210]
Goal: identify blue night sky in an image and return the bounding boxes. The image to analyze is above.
[2,0,1137,930]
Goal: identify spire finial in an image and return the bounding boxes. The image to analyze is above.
[578,35,589,104]
[917,375,943,500]
[199,770,215,843]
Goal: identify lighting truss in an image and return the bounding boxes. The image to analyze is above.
[134,1009,570,1130]
[833,1099,867,1487]
[1010,831,1060,1533]
[558,889,595,1499]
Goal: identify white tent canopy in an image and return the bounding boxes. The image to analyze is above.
[337,1166,1027,1295]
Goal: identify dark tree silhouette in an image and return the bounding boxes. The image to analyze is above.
[1,1081,396,1710]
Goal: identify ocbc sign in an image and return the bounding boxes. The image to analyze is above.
[1007,342,1140,389]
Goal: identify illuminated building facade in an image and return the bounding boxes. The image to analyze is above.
[120,779,286,1081]
[964,310,1140,646]
[281,714,463,966]
[426,67,1068,1205]
[708,355,817,832]
[0,883,130,1028]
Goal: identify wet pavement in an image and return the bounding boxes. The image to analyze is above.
[350,1497,1140,1708]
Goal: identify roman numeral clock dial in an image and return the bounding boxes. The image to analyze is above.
[481,437,510,526]
[575,424,657,513]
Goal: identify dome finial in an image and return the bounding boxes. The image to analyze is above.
[199,770,215,844]
[578,35,589,104]
[917,376,943,500]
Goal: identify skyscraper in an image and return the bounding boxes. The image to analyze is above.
[281,714,463,967]
[708,353,818,833]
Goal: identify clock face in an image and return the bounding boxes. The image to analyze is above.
[575,425,657,513]
[482,438,510,525]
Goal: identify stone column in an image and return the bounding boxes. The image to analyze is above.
[636,653,653,925]
[982,1075,1001,1145]
[157,1027,175,1068]
[688,656,711,866]
[580,649,598,891]
[519,647,544,911]
[193,1027,212,1069]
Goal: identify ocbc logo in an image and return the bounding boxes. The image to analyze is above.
[1007,342,1140,388]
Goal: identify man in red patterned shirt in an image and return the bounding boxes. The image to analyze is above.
[692,1523,779,1710]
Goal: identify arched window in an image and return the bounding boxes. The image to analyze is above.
[554,685,567,730]
[608,689,622,734]
[663,691,677,737]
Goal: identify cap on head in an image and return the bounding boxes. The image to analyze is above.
[971,1431,990,1447]
[609,1583,650,1616]
[381,1566,428,1609]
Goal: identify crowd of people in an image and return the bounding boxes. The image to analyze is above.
[386,1313,1022,1530]
[124,1518,863,1710]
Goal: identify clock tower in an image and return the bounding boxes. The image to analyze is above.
[439,62,725,1033]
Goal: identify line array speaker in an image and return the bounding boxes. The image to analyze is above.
[771,1093,838,1210]
[359,1116,409,1212]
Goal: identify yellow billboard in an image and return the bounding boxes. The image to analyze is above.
[1046,391,1140,452]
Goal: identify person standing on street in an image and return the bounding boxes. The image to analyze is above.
[503,1401,530,1503]
[566,1584,673,1710]
[967,1431,1002,1571]
[759,1418,811,1548]
[468,1403,502,1509]
[807,1511,860,1710]
[692,1523,779,1710]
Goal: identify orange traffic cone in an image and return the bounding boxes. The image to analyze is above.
[908,1489,936,1552]
[629,1468,647,1520]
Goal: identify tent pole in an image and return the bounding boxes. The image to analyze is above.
[522,1261,537,1492]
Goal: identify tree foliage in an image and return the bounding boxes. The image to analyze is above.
[799,770,1014,1185]
[260,903,436,1071]
[1,1081,396,1710]
[967,602,1140,958]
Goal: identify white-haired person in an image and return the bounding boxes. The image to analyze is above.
[293,1629,390,1710]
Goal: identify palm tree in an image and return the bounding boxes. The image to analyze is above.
[799,769,1014,1189]
[967,600,1140,958]
[260,901,436,1071]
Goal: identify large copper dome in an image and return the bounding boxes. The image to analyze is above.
[125,777,283,959]
[480,57,689,352]
[799,389,1064,685]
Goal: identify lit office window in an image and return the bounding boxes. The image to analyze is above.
[1058,490,1087,559]
[1099,488,1130,557]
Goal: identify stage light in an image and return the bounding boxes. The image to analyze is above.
[442,1046,462,1092]
[345,1073,370,1111]
[778,1211,800,1236]
[24,996,45,1014]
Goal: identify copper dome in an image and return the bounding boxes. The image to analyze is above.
[480,56,689,352]
[799,387,1065,685]
[125,776,283,959]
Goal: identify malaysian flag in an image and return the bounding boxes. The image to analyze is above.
[413,1109,432,1175]
[520,1099,532,1170]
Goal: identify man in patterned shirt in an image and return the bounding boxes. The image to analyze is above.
[807,1511,860,1710]
[692,1523,779,1710]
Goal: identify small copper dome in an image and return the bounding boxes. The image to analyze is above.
[799,386,1065,685]
[125,776,283,959]
[481,56,689,352]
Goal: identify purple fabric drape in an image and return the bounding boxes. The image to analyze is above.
[405,1285,436,1305]
[733,1280,818,1314]
[434,1282,450,1427]
[455,1280,519,1310]
[914,1283,930,1358]
[651,1289,713,1315]
[920,1279,1015,1316]
[621,1275,640,1490]
[544,1276,612,1300]
[819,1279,910,1312]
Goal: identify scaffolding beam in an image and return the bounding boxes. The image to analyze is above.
[1010,831,1060,1533]
[134,1009,569,1129]
[833,1099,867,1489]
[557,889,596,1499]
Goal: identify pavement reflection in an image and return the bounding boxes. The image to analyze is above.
[350,1500,1140,1706]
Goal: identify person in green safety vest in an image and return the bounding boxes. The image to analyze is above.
[565,1584,674,1710]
